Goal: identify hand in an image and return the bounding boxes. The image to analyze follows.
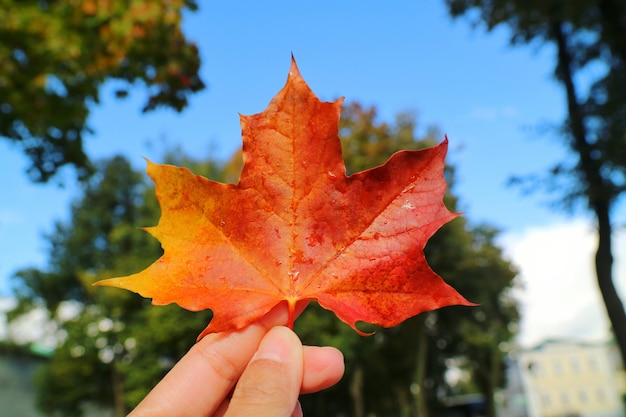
[128,306,345,417]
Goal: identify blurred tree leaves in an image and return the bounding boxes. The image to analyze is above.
[0,0,204,182]
[11,155,216,416]
[9,104,519,417]
[295,103,520,417]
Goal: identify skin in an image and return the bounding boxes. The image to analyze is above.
[128,305,345,417]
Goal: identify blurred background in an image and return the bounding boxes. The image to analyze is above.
[0,1,625,416]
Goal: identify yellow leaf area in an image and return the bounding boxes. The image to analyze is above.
[95,58,472,340]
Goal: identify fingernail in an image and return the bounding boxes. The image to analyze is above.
[252,326,293,363]
[293,400,303,417]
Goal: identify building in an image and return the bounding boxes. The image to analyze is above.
[514,339,625,417]
[0,349,46,417]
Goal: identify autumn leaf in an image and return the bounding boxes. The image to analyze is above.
[95,58,473,339]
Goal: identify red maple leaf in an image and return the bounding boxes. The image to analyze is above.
[96,58,473,339]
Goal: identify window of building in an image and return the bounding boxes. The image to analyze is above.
[528,360,543,377]
[554,359,563,375]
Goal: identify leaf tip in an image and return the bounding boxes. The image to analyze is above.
[144,158,160,179]
[289,54,302,80]
[354,327,375,337]
[196,324,212,342]
[142,157,155,168]
[91,277,116,287]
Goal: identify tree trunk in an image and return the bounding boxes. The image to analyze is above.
[411,315,429,417]
[597,0,626,62]
[484,350,500,417]
[594,203,626,366]
[552,20,626,367]
[349,364,365,417]
[112,358,126,417]
[472,349,499,417]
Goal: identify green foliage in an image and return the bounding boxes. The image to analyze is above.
[9,105,519,417]
[10,154,222,416]
[295,103,520,417]
[0,0,204,182]
[122,305,212,407]
[339,102,439,174]
[13,156,159,313]
[35,306,119,417]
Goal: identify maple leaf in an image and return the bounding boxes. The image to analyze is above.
[95,58,473,339]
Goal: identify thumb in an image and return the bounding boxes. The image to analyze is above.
[224,326,304,417]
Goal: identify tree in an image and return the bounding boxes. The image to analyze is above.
[11,155,158,416]
[9,104,519,416]
[10,154,219,416]
[294,103,520,417]
[433,225,519,417]
[0,0,204,182]
[444,0,626,366]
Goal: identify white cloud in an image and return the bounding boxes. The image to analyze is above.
[502,219,626,348]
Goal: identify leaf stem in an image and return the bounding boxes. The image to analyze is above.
[287,299,296,330]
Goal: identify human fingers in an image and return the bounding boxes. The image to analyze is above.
[128,305,290,417]
[223,326,303,417]
[212,343,343,416]
[301,345,344,393]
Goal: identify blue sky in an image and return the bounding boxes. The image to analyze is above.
[1,1,623,346]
